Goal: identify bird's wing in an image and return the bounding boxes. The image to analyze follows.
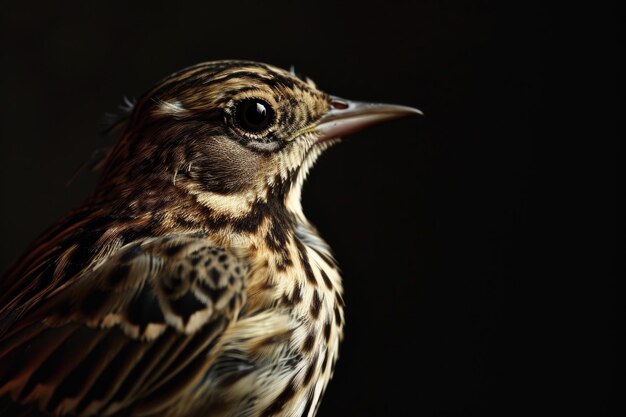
[0,234,246,417]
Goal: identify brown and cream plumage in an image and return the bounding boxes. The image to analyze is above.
[0,61,421,417]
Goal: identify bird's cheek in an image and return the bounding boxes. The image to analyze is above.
[188,137,260,194]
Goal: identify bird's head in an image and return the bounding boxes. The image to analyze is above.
[98,61,420,226]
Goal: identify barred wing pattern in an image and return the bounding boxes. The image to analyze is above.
[0,234,246,417]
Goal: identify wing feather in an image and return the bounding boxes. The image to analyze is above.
[0,234,247,416]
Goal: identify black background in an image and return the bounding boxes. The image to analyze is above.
[0,2,617,416]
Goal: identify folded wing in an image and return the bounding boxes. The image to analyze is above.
[0,234,246,416]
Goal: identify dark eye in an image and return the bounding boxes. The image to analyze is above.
[235,99,274,133]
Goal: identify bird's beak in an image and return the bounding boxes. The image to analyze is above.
[315,96,422,142]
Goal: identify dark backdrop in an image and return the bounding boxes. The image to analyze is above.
[0,2,617,416]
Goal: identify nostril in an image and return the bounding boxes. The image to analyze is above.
[331,100,349,110]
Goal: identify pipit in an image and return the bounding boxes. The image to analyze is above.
[0,61,421,417]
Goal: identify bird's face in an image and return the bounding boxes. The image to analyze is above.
[102,61,419,218]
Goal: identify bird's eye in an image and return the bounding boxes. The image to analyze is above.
[235,99,274,133]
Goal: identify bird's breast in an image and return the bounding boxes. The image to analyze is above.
[183,225,345,417]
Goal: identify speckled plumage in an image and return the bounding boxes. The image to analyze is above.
[0,61,419,417]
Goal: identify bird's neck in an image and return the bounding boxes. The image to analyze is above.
[173,175,341,316]
[89,160,325,270]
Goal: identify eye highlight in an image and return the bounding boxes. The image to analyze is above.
[235,98,275,133]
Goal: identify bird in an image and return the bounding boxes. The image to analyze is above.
[0,60,421,417]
